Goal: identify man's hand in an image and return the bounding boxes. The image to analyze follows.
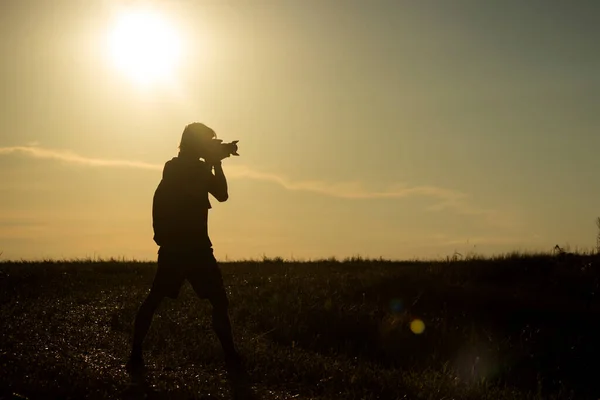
[203,151,230,167]
[208,160,228,202]
[205,160,222,170]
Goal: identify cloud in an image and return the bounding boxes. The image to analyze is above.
[0,145,510,225]
[0,146,162,171]
[225,165,468,201]
[439,234,545,247]
[424,197,516,228]
[0,216,48,239]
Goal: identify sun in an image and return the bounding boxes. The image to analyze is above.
[107,9,183,86]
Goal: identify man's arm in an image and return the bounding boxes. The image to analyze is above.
[208,161,228,202]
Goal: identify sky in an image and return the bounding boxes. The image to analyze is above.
[1,0,599,261]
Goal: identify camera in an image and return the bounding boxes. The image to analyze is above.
[204,139,240,161]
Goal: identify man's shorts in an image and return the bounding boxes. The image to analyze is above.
[150,247,228,306]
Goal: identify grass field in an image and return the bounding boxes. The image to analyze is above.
[1,253,599,399]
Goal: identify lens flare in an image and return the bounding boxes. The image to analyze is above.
[410,319,425,334]
[390,298,403,314]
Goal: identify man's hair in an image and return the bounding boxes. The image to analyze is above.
[179,123,216,152]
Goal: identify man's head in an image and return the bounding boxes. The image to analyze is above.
[179,123,216,158]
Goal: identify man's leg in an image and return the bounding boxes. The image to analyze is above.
[188,264,241,362]
[130,290,164,362]
[189,278,239,357]
[210,294,239,359]
[129,248,182,365]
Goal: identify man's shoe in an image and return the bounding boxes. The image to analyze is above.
[225,352,254,399]
[224,352,245,374]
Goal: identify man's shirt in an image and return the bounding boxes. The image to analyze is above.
[152,156,217,250]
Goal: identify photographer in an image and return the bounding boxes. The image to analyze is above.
[127,123,243,377]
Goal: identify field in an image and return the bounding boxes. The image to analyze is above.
[1,253,599,400]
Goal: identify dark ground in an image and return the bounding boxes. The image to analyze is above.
[1,253,599,399]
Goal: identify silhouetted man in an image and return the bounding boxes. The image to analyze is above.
[127,123,242,375]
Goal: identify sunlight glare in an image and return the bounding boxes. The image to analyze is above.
[107,9,183,86]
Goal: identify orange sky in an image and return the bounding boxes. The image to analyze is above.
[1,1,599,260]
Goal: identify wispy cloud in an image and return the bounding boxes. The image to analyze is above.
[424,197,516,228]
[0,145,511,226]
[439,234,544,247]
[0,146,162,170]
[226,165,468,201]
[0,215,48,239]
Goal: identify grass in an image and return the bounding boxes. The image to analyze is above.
[0,252,599,399]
